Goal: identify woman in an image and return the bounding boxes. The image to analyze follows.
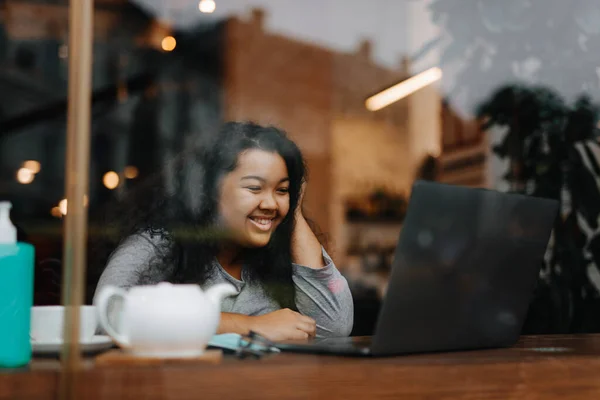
[94,121,353,340]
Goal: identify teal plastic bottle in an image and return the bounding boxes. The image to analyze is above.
[0,202,35,368]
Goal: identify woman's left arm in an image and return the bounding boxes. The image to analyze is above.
[291,212,326,269]
[291,187,354,337]
[291,183,327,269]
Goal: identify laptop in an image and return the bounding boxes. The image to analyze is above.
[275,181,559,356]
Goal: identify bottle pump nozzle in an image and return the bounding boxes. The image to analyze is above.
[0,202,17,244]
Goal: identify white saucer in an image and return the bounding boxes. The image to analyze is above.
[32,335,114,355]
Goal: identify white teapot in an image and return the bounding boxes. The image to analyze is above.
[94,282,237,357]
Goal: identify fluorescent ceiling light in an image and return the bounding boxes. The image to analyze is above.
[365,67,442,111]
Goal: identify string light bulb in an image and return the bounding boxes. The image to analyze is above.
[161,36,177,52]
[199,0,216,13]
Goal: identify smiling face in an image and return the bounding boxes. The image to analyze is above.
[218,149,291,248]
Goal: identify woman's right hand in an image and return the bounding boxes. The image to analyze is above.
[249,308,316,341]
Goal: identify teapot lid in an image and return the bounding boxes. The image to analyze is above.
[129,282,202,296]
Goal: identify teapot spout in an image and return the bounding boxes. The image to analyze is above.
[206,283,237,306]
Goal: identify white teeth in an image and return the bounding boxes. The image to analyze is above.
[250,217,272,225]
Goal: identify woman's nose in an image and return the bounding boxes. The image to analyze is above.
[259,193,278,210]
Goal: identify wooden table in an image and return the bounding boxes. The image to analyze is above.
[3,334,600,399]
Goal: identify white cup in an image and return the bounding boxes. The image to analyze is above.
[30,306,98,343]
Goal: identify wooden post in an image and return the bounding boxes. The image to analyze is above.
[59,0,94,399]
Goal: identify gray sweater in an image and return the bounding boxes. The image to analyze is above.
[94,233,354,337]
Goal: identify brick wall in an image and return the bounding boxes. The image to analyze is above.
[437,101,488,188]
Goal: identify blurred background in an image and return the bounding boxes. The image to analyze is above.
[2,0,600,336]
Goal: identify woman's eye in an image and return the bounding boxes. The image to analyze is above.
[247,186,261,192]
[277,187,289,194]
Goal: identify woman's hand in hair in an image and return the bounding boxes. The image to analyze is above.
[291,181,326,269]
[250,308,316,341]
[296,180,307,217]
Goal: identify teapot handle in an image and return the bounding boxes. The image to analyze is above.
[94,286,130,348]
